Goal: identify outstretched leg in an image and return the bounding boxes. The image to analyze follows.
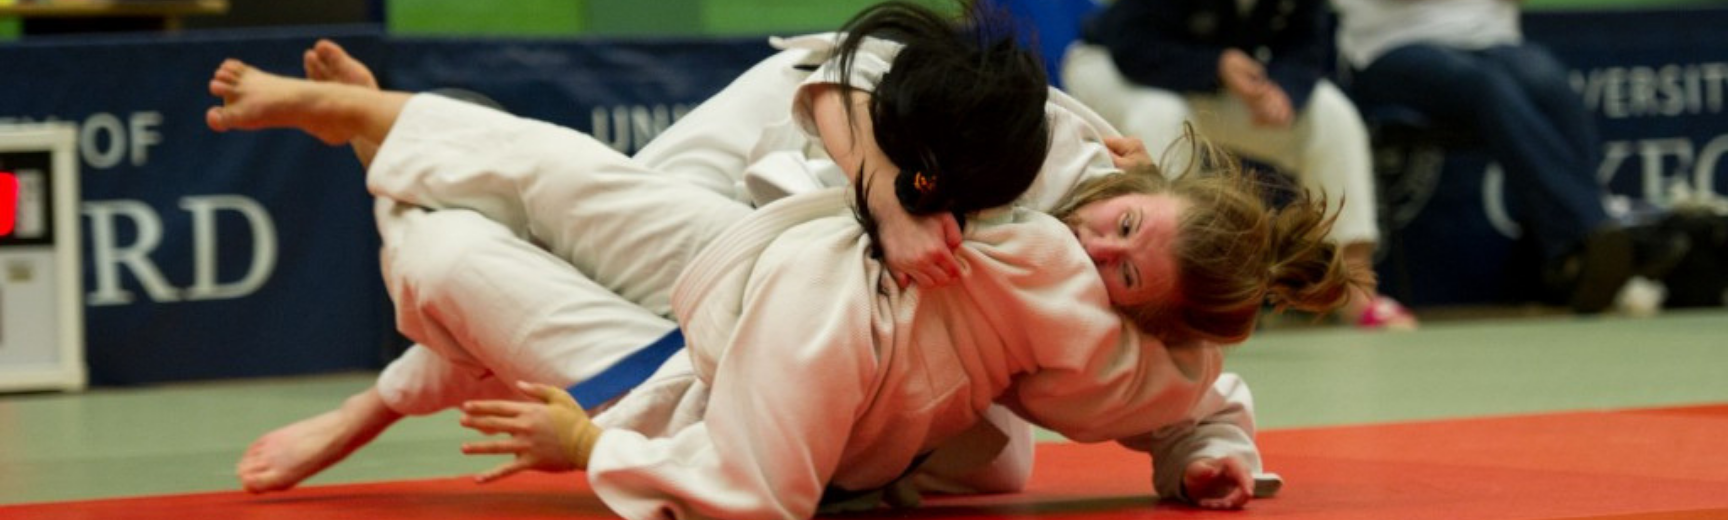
[237,387,403,493]
[206,57,406,146]
[231,42,406,494]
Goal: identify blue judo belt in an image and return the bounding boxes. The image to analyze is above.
[569,326,926,509]
[565,328,685,408]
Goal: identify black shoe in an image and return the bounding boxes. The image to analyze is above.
[1629,218,1693,280]
[1543,226,1635,314]
[1655,210,1727,308]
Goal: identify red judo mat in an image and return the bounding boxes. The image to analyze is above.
[7,404,1727,520]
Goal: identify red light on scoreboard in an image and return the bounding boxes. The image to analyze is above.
[0,171,16,237]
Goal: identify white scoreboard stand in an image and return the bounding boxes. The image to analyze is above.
[0,124,85,392]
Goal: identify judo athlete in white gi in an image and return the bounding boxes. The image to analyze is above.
[207,7,1363,519]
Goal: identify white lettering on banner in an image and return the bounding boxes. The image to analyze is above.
[1481,164,1522,238]
[84,200,179,305]
[80,113,128,169]
[2,111,165,169]
[130,112,164,167]
[1596,136,1725,206]
[1472,133,1728,239]
[1574,63,1728,119]
[182,196,277,300]
[589,104,692,154]
[83,195,279,306]
[1694,134,1728,199]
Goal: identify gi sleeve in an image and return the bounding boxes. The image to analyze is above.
[1013,89,1124,214]
[1004,330,1223,444]
[784,33,899,144]
[1115,372,1261,502]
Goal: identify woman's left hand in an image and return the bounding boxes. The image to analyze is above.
[1182,456,1253,509]
[459,382,602,483]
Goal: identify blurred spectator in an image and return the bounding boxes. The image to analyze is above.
[1062,0,1415,329]
[1332,0,1687,313]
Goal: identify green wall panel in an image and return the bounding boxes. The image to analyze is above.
[388,0,585,36]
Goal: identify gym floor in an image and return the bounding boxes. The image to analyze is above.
[3,308,1725,519]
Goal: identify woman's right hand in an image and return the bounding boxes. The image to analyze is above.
[1104,136,1153,170]
[1217,49,1292,128]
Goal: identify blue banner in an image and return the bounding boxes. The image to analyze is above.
[1,27,395,384]
[6,8,1720,383]
[0,28,775,384]
[386,36,775,154]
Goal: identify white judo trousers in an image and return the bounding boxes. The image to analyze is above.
[370,92,748,416]
[371,47,820,415]
[1061,43,1381,245]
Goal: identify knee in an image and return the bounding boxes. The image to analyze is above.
[383,210,512,301]
[1306,85,1369,141]
[1118,91,1192,148]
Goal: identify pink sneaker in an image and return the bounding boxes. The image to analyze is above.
[1356,296,1418,330]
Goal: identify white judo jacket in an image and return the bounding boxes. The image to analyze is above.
[584,185,1225,520]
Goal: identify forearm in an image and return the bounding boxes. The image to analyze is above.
[1133,374,1262,501]
[808,85,906,216]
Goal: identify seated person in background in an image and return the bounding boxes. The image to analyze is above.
[1331,0,1683,313]
[1060,0,1415,329]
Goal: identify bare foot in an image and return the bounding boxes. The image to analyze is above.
[206,58,367,144]
[237,388,402,493]
[304,39,378,89]
[300,39,385,164]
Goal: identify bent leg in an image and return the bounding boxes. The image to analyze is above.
[1353,44,1607,260]
[1062,43,1197,169]
[1488,44,1602,169]
[378,202,680,392]
[369,95,753,315]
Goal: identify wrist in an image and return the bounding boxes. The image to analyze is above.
[868,171,911,220]
[565,423,603,470]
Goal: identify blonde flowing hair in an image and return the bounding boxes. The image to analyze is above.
[1053,127,1373,344]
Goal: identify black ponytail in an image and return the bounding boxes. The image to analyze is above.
[834,1,1051,222]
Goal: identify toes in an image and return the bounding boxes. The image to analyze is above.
[219,58,249,77]
[303,49,328,81]
[314,39,347,62]
[240,473,273,494]
[208,77,234,97]
[206,107,230,132]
